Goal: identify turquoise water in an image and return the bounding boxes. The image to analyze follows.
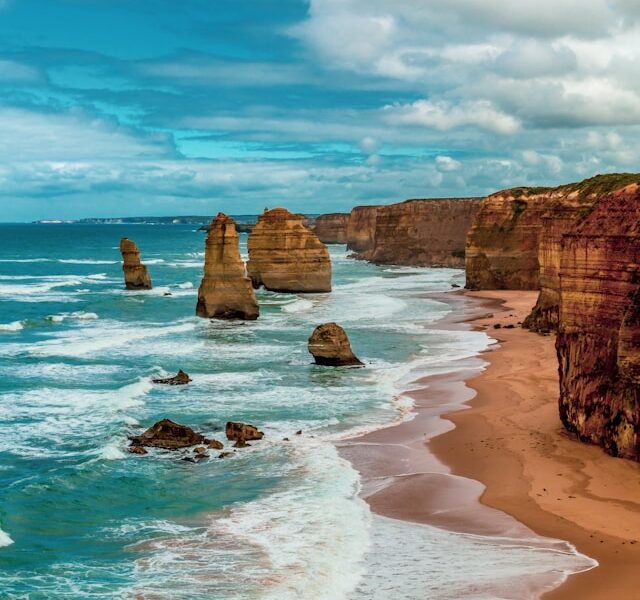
[0,224,593,599]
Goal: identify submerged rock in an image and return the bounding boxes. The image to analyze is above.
[128,445,148,455]
[120,237,152,290]
[196,213,259,320]
[225,421,264,442]
[129,419,209,450]
[152,370,192,385]
[308,322,363,367]
[247,208,332,293]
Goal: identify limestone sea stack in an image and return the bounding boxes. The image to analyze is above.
[556,183,640,460]
[196,213,259,320]
[308,323,363,367]
[357,198,482,267]
[314,213,349,244]
[247,208,332,293]
[120,238,152,290]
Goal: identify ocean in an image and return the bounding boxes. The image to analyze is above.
[0,223,594,599]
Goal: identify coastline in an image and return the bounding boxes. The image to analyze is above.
[338,288,640,599]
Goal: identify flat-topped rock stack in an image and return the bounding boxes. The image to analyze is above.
[120,238,152,290]
[247,208,332,293]
[196,213,259,320]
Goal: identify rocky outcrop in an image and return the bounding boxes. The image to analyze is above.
[129,419,209,450]
[556,183,640,460]
[120,238,152,290]
[314,213,349,244]
[308,323,363,367]
[346,205,378,253]
[225,422,264,445]
[152,370,192,385]
[196,213,259,320]
[357,198,482,267]
[247,208,331,293]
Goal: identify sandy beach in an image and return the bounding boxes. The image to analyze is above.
[339,289,640,599]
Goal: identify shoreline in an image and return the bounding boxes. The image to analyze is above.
[338,289,640,599]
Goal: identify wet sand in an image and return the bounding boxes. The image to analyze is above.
[339,289,640,599]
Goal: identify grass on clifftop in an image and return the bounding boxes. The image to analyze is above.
[506,173,640,199]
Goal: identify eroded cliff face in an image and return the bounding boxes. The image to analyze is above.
[358,198,482,267]
[120,238,152,290]
[247,208,331,293]
[196,213,259,320]
[465,191,553,290]
[522,174,640,331]
[314,213,349,244]
[556,184,640,460]
[346,205,378,253]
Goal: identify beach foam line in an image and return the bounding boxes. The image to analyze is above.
[0,528,14,547]
[58,259,117,265]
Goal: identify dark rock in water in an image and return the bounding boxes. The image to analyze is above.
[129,419,209,450]
[233,439,250,448]
[295,430,302,435]
[226,421,264,442]
[308,323,364,367]
[152,370,192,386]
[129,445,148,455]
[218,451,234,459]
[451,283,461,288]
[504,324,515,329]
[193,447,208,459]
[493,323,502,329]
[164,292,172,297]
[207,439,224,450]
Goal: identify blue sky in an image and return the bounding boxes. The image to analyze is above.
[1,0,639,220]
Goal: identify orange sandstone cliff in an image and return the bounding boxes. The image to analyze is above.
[523,175,640,331]
[247,208,332,293]
[196,213,259,320]
[465,189,557,290]
[314,213,349,244]
[358,198,482,267]
[120,238,152,290]
[556,184,640,460]
[346,205,379,253]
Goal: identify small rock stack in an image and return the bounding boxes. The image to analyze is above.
[120,237,152,290]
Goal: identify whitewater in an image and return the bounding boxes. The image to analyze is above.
[0,223,593,599]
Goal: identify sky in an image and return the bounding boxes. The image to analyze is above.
[1,0,639,220]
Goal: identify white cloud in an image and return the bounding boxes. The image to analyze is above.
[435,156,461,172]
[358,136,380,154]
[0,107,173,161]
[384,99,520,134]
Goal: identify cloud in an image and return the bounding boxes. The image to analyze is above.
[384,99,520,134]
[0,107,174,161]
[435,156,461,172]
